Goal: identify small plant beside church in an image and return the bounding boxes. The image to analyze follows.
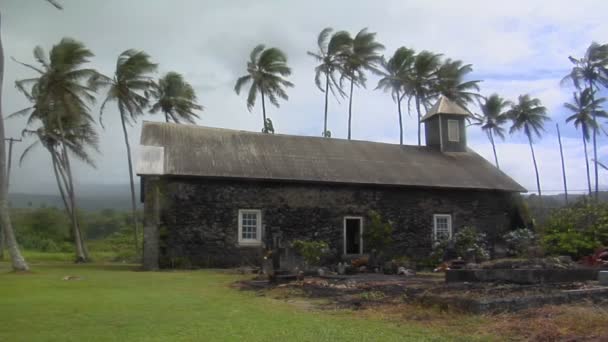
[292,240,329,268]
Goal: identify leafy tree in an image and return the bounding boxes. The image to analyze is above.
[407,51,442,146]
[12,38,101,262]
[308,28,351,137]
[362,210,393,262]
[292,240,328,267]
[564,88,607,195]
[376,47,416,145]
[340,28,384,140]
[235,45,293,133]
[97,49,157,254]
[562,42,608,200]
[150,72,203,124]
[433,58,481,108]
[472,94,510,169]
[507,94,550,197]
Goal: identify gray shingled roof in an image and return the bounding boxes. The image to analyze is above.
[420,95,471,121]
[137,121,526,192]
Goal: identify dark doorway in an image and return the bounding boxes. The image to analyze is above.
[344,217,362,254]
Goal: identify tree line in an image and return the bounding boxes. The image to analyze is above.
[0,13,607,271]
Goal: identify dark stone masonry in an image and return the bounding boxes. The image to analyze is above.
[151,177,519,268]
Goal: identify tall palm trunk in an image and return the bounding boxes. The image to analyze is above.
[323,73,329,137]
[260,88,267,131]
[527,133,542,197]
[556,123,568,205]
[119,109,139,255]
[582,129,592,195]
[488,130,499,169]
[415,96,423,146]
[589,81,599,201]
[164,112,169,123]
[347,79,354,140]
[0,11,28,271]
[397,89,403,145]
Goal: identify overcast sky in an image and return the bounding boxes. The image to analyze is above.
[3,0,608,195]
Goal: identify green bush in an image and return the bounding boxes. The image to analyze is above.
[430,226,490,264]
[503,228,536,257]
[363,210,393,258]
[292,240,329,266]
[542,203,608,259]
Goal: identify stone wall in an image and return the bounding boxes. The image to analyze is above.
[149,177,519,268]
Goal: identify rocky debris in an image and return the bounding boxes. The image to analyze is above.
[62,275,82,281]
[480,257,579,270]
[397,267,416,276]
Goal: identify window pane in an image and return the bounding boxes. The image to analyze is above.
[240,211,259,241]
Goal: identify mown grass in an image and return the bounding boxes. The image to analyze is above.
[0,259,477,342]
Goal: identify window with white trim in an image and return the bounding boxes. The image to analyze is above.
[238,209,262,246]
[447,120,460,142]
[433,214,453,241]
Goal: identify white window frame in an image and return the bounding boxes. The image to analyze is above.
[238,209,262,246]
[447,119,460,142]
[433,214,453,241]
[343,216,364,255]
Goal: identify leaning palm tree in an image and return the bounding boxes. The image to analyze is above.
[235,45,294,133]
[407,51,442,146]
[96,49,157,254]
[433,58,481,109]
[472,94,510,169]
[12,37,100,262]
[150,72,203,124]
[507,95,550,197]
[563,88,607,195]
[308,28,352,137]
[340,28,384,140]
[562,42,608,200]
[376,47,415,144]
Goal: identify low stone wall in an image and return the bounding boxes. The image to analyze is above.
[446,269,599,284]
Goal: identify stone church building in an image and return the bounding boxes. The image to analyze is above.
[137,96,526,270]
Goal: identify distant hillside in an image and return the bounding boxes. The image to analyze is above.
[9,183,140,211]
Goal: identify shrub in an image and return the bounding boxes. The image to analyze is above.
[291,240,329,266]
[542,203,608,259]
[362,210,393,259]
[503,228,536,257]
[430,226,490,264]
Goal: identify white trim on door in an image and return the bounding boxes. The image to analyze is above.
[343,216,363,255]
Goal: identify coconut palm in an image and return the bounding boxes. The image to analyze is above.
[376,47,416,144]
[97,49,157,254]
[408,51,442,146]
[507,95,550,197]
[308,28,352,137]
[433,58,481,109]
[471,94,510,169]
[340,28,384,140]
[562,42,608,200]
[12,37,101,262]
[563,88,607,195]
[150,72,203,124]
[235,45,293,133]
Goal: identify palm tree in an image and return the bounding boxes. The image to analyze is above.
[97,50,157,255]
[235,45,293,133]
[150,72,203,124]
[562,42,608,200]
[433,58,481,109]
[472,94,510,169]
[376,47,415,144]
[407,51,442,146]
[340,28,384,140]
[308,28,352,137]
[563,88,607,196]
[12,38,101,262]
[507,95,550,197]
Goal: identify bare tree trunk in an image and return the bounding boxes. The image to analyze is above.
[415,96,422,146]
[0,11,28,271]
[488,130,499,169]
[164,112,169,123]
[119,109,139,256]
[323,73,329,137]
[528,133,542,197]
[347,79,354,140]
[583,129,592,196]
[397,89,403,145]
[556,123,568,205]
[260,88,267,132]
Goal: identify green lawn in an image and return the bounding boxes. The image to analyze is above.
[0,261,476,342]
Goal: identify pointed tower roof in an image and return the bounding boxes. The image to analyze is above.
[420,95,471,122]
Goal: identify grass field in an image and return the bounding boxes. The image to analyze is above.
[0,260,473,342]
